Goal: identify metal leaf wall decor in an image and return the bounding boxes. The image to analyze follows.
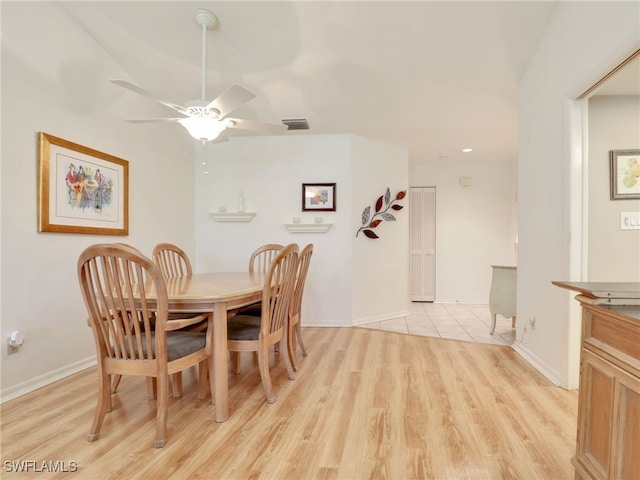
[356,187,406,239]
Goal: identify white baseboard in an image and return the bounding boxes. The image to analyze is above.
[432,299,488,305]
[0,356,96,404]
[303,322,351,328]
[511,342,562,387]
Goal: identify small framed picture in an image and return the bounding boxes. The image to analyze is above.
[610,149,640,200]
[302,183,336,211]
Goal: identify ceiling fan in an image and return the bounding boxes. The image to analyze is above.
[111,9,287,143]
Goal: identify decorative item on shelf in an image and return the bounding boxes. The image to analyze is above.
[356,187,406,239]
[237,189,245,212]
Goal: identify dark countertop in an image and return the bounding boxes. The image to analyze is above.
[553,281,640,320]
[552,281,640,299]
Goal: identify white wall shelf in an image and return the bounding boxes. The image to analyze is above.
[285,223,333,233]
[210,212,256,222]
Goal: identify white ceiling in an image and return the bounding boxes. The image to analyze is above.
[57,1,593,163]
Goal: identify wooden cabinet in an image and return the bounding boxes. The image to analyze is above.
[553,282,640,480]
[574,302,640,480]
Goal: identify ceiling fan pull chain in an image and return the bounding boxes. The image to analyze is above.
[200,140,208,175]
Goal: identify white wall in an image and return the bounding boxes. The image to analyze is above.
[588,95,640,281]
[517,1,640,387]
[351,136,409,323]
[409,161,517,302]
[194,134,409,327]
[1,2,197,401]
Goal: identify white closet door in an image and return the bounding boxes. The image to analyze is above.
[409,187,436,301]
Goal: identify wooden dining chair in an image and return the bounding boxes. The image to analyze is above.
[227,243,298,403]
[152,242,193,279]
[108,243,154,397]
[113,242,195,397]
[231,243,284,318]
[249,243,285,275]
[288,243,313,371]
[77,243,213,448]
[152,242,206,396]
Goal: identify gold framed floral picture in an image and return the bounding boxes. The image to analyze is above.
[38,132,129,235]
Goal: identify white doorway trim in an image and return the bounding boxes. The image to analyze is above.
[564,97,589,390]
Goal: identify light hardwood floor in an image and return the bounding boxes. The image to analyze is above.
[0,327,577,479]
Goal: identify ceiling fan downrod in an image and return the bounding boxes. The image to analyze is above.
[193,9,218,102]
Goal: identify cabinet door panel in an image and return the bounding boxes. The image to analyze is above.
[577,350,615,478]
[615,377,640,480]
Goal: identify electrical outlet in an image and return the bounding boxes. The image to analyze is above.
[620,212,640,230]
[528,316,536,326]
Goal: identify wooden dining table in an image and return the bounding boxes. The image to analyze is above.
[163,272,264,422]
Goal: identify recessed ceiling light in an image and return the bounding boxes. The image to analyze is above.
[462,148,473,153]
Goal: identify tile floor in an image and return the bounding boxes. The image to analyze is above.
[360,302,516,346]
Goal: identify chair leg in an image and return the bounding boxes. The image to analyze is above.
[172,372,183,398]
[231,351,241,374]
[197,361,208,400]
[257,346,275,403]
[288,321,307,372]
[105,374,113,413]
[295,323,308,356]
[111,374,122,393]
[287,323,298,372]
[287,331,298,372]
[154,375,169,448]
[88,371,110,442]
[280,337,296,381]
[146,377,157,399]
[207,355,215,404]
[490,314,497,335]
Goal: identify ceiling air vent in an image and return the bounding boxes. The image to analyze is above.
[281,118,310,131]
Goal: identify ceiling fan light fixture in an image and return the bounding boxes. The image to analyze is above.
[111,8,285,146]
[179,116,226,142]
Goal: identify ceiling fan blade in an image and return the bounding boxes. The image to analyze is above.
[206,85,256,118]
[226,118,288,134]
[210,132,229,144]
[123,118,184,123]
[111,80,189,115]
